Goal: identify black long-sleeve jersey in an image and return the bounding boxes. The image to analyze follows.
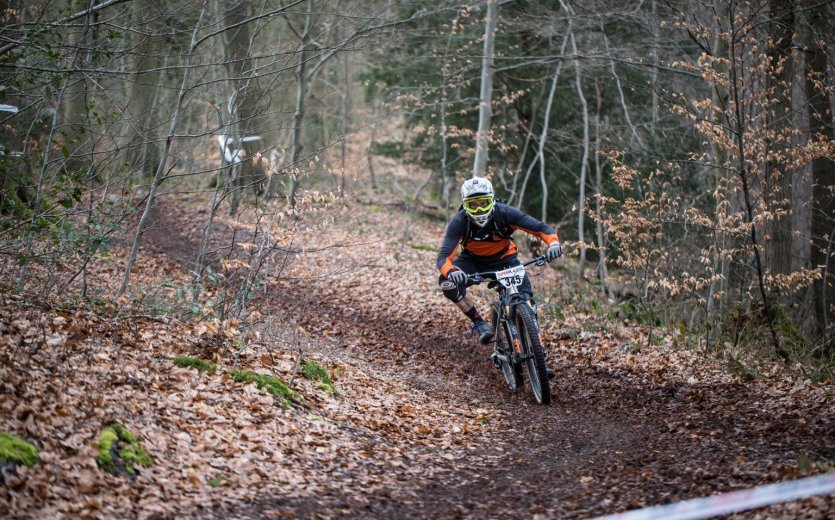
[435,203,559,277]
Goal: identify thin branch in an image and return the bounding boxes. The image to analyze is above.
[0,0,132,56]
[191,0,307,51]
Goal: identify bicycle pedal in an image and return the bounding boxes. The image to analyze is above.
[490,351,501,368]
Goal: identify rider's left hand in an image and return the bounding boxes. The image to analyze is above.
[447,268,468,285]
[545,242,563,262]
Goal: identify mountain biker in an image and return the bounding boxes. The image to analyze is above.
[436,177,563,349]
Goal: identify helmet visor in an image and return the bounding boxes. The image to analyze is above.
[464,195,494,216]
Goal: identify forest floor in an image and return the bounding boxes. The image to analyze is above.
[1,190,834,519]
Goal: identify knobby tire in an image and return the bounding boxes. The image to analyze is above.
[490,303,523,391]
[515,303,551,405]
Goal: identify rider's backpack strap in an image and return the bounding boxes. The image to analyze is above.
[460,204,513,252]
[493,205,512,239]
[461,213,475,250]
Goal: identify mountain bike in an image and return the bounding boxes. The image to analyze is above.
[465,256,551,405]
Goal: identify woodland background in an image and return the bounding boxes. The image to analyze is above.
[0,0,834,518]
[1,0,833,364]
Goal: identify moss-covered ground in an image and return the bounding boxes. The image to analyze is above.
[301,359,339,396]
[0,432,39,468]
[173,355,217,372]
[96,423,154,477]
[229,370,303,409]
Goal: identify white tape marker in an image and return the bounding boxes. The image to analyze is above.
[594,472,835,520]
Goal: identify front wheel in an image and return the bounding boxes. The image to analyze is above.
[490,303,523,392]
[514,303,551,405]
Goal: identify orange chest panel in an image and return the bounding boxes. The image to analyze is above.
[463,237,517,257]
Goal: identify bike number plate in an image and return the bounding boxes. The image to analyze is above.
[495,265,525,288]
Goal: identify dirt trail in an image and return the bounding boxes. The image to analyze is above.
[142,197,834,519]
[263,279,833,519]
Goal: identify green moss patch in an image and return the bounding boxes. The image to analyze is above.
[301,360,339,397]
[173,355,216,373]
[0,432,39,468]
[229,370,303,409]
[207,476,229,487]
[96,423,154,478]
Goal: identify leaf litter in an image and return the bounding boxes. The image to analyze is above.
[1,193,833,519]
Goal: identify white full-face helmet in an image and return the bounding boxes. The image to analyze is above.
[461,177,495,227]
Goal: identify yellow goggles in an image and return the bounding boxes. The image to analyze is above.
[464,196,494,215]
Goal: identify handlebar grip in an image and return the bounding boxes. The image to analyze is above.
[465,274,482,287]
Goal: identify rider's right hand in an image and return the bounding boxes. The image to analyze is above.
[447,269,468,285]
[545,242,563,262]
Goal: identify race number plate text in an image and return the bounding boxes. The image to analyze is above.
[495,265,525,288]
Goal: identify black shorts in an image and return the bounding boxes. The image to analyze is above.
[439,253,533,302]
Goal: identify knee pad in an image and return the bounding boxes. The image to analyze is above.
[439,277,465,303]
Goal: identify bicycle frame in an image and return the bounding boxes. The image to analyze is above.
[466,256,546,366]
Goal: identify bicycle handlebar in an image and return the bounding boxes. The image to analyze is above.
[464,255,548,287]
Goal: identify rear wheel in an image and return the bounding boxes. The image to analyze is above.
[490,303,523,391]
[515,303,551,405]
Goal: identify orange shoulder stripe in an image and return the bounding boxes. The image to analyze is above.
[510,225,559,244]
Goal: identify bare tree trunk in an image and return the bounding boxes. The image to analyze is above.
[226,0,267,213]
[535,56,566,223]
[439,98,451,210]
[568,23,589,279]
[650,0,659,130]
[117,4,208,298]
[709,0,732,321]
[471,0,498,178]
[338,53,350,197]
[367,100,379,193]
[790,42,811,273]
[806,2,835,333]
[593,82,609,295]
[62,0,94,176]
[764,0,794,278]
[122,0,164,178]
[287,1,314,208]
